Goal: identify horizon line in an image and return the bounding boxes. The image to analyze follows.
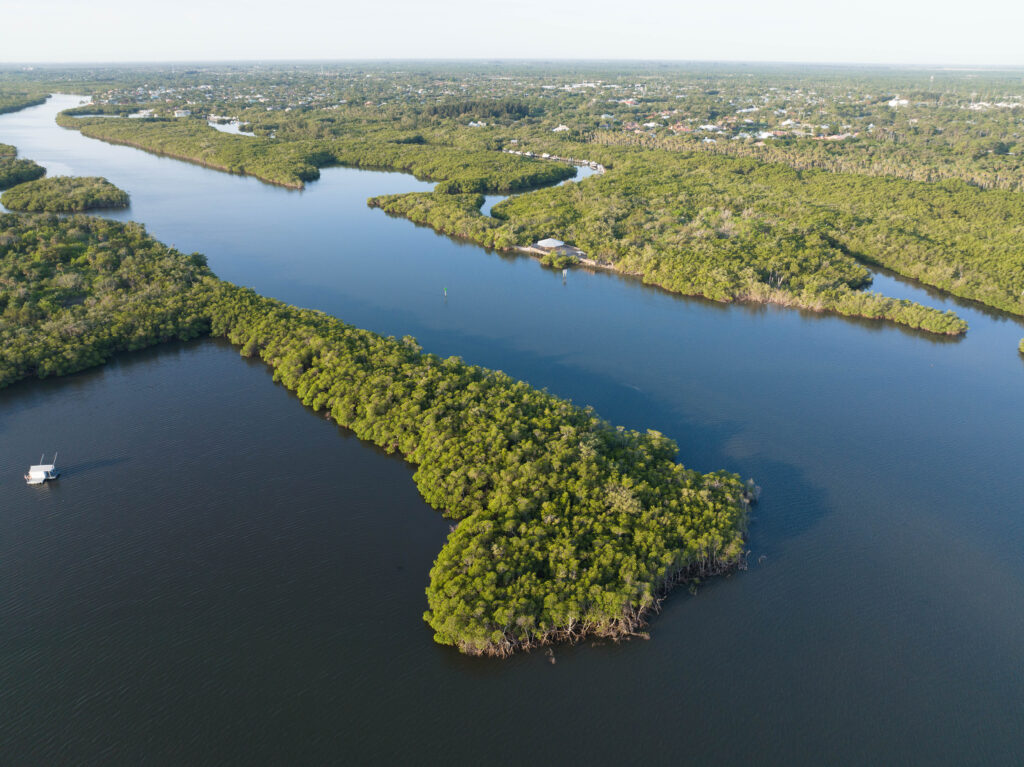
[3,58,1024,71]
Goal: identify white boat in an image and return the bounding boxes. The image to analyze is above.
[25,453,59,485]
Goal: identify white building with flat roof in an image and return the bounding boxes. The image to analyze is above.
[536,238,564,249]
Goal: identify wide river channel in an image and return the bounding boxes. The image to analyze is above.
[2,95,1023,764]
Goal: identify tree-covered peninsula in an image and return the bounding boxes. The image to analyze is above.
[56,113,576,191]
[370,186,966,335]
[0,213,210,384]
[368,148,1024,332]
[0,212,753,656]
[0,91,47,116]
[1,176,129,212]
[0,143,45,190]
[56,111,986,336]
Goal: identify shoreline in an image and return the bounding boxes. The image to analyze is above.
[510,246,968,336]
[59,123,581,195]
[55,123,308,189]
[457,500,756,658]
[56,106,970,338]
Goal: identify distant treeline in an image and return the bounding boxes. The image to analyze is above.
[596,127,1024,193]
[61,102,141,116]
[57,113,575,192]
[0,91,47,116]
[0,212,752,656]
[424,99,531,120]
[14,62,1024,195]
[1,176,129,212]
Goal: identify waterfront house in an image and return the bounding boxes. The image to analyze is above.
[534,238,585,259]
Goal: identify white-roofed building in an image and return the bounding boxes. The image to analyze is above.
[536,238,565,249]
[531,238,585,260]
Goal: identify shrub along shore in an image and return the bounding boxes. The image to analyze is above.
[0,143,45,191]
[1,175,129,212]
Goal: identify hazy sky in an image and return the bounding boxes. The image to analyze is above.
[2,0,1023,66]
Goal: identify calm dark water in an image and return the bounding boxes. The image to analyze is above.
[1,95,1022,765]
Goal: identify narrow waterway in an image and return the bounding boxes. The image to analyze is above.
[479,162,601,215]
[207,120,255,136]
[2,95,1022,765]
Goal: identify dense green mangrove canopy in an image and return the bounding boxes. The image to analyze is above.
[59,113,999,335]
[0,143,45,191]
[57,112,576,192]
[0,212,752,655]
[1,176,129,212]
[0,91,47,116]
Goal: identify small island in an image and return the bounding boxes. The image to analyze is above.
[1,175,129,212]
